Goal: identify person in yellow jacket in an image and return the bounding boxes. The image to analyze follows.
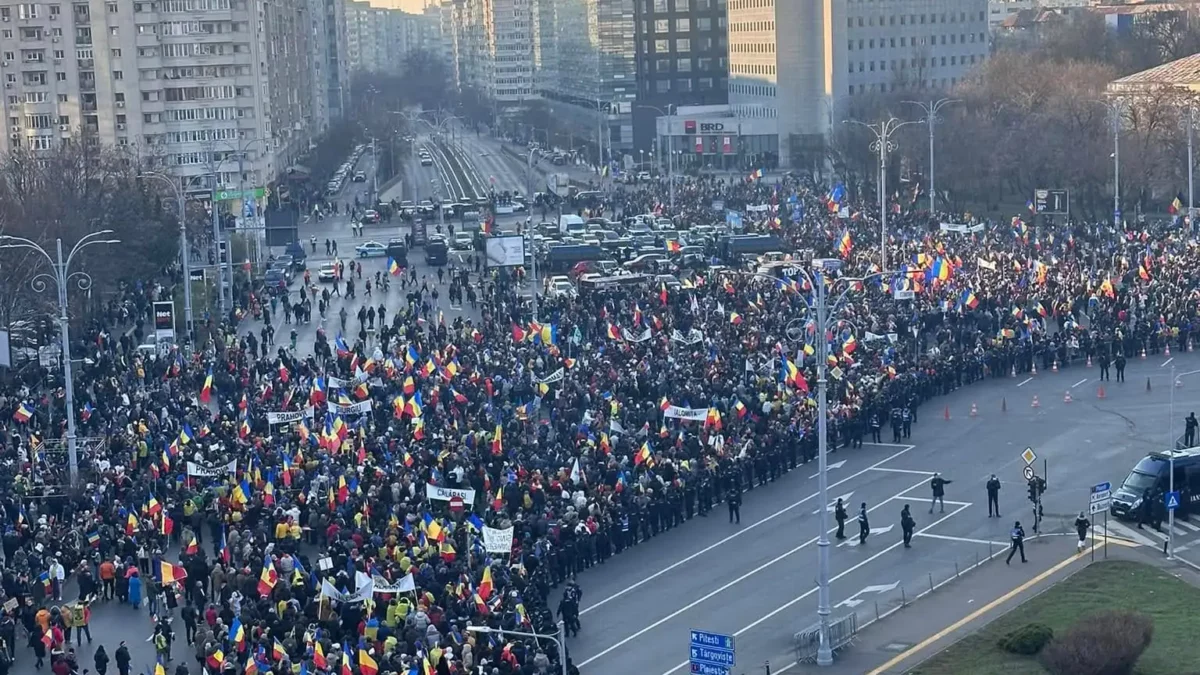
[274,520,289,541]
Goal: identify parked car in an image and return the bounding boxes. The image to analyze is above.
[355,241,387,258]
[353,171,366,182]
[360,210,381,225]
[317,263,338,282]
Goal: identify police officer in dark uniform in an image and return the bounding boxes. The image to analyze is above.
[1115,352,1127,383]
[869,412,882,444]
[986,474,1002,517]
[1138,488,1155,530]
[891,407,903,443]
[557,579,582,637]
[900,505,916,548]
[1006,521,1027,564]
[1098,351,1111,381]
[857,503,870,544]
[834,498,847,540]
[727,482,742,525]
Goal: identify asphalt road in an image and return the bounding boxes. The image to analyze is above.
[562,351,1200,674]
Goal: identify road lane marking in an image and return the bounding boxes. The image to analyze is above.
[1100,521,1160,547]
[865,547,1091,675]
[580,444,918,616]
[916,532,1005,546]
[1178,519,1200,532]
[1017,377,1033,387]
[1072,378,1089,388]
[870,467,935,476]
[1163,357,1175,367]
[652,504,972,675]
[579,475,936,668]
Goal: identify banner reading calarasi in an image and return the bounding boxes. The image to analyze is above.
[425,483,476,503]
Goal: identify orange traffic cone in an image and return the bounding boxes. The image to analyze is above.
[1141,348,1147,360]
[1097,385,1106,399]
[1032,362,1038,375]
[1011,364,1017,378]
[1147,377,1153,392]
[1064,390,1072,404]
[944,405,951,420]
[970,403,979,417]
[1052,360,1059,373]
[1002,397,1008,412]
[1166,344,1172,357]
[1087,355,1093,368]
[1031,395,1040,408]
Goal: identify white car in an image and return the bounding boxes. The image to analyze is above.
[451,232,474,251]
[548,276,576,299]
[355,241,387,258]
[317,263,337,282]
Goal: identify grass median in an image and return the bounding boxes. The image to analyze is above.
[911,559,1200,675]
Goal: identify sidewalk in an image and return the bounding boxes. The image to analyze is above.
[819,532,1155,674]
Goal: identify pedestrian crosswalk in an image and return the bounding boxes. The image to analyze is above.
[1097,517,1200,547]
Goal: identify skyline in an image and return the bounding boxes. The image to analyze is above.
[369,0,427,11]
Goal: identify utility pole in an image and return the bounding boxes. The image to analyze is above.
[845,117,920,270]
[905,98,959,214]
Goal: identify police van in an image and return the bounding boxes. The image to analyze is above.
[1110,447,1200,520]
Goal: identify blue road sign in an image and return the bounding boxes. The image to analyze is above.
[1092,482,1111,493]
[691,646,735,668]
[690,629,735,672]
[1167,491,1181,511]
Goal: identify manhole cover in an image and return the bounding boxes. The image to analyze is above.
[883,642,913,652]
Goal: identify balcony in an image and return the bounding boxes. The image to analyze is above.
[77,58,92,68]
[79,79,95,91]
[81,102,97,112]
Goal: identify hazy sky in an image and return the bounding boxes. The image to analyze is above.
[371,0,426,11]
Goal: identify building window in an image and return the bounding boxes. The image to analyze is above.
[675,18,689,32]
[654,39,668,53]
[676,58,691,72]
[654,19,668,33]
[676,38,690,52]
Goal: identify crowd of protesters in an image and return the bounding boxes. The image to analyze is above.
[0,168,1195,675]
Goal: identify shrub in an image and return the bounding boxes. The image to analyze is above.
[997,623,1054,655]
[1040,610,1153,675]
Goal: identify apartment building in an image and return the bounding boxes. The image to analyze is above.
[723,0,990,169]
[0,0,328,198]
[533,0,636,159]
[631,0,728,152]
[345,0,401,73]
[321,0,348,121]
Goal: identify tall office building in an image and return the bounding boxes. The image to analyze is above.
[719,0,990,169]
[631,0,728,153]
[345,0,408,73]
[445,0,534,114]
[0,0,330,196]
[324,0,348,120]
[533,0,636,160]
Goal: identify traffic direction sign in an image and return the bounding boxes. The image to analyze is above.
[690,629,734,673]
[1166,491,1181,511]
[1090,481,1112,515]
[1023,466,1035,481]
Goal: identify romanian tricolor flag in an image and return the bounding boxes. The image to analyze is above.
[837,230,852,258]
[388,257,403,276]
[199,368,213,403]
[156,560,188,585]
[87,531,101,548]
[207,649,225,670]
[12,402,33,423]
[491,425,503,455]
[478,565,494,601]
[666,240,681,253]
[960,288,979,310]
[312,643,327,670]
[634,441,652,466]
[229,617,246,652]
[257,556,278,597]
[729,312,743,325]
[511,323,528,342]
[358,649,378,675]
[185,536,199,555]
[1169,192,1184,215]
[606,323,622,340]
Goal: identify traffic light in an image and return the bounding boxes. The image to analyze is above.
[1027,476,1046,503]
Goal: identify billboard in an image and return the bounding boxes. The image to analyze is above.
[485,235,526,267]
[153,301,176,354]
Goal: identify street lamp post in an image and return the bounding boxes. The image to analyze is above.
[905,98,959,215]
[1180,99,1197,229]
[844,117,920,270]
[140,172,194,341]
[466,622,568,675]
[638,104,676,209]
[0,232,120,485]
[769,261,891,666]
[1103,98,1126,227]
[526,147,541,323]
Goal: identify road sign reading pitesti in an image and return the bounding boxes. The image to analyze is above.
[1021,447,1037,465]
